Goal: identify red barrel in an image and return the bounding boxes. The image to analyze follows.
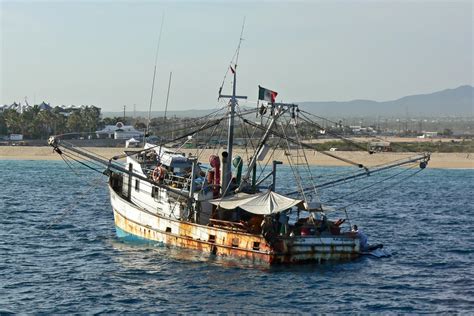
[301,226,311,236]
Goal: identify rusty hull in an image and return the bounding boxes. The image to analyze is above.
[110,185,361,265]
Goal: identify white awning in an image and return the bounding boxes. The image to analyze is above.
[209,191,303,215]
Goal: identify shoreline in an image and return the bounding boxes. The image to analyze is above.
[1,146,472,169]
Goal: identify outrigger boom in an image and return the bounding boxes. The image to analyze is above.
[48,32,430,263]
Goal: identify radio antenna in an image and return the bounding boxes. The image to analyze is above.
[145,13,165,140]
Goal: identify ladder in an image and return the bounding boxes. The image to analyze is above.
[281,119,320,206]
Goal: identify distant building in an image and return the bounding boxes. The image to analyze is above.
[0,102,29,113]
[417,132,438,139]
[0,102,100,115]
[349,125,362,133]
[96,122,144,140]
[349,126,376,134]
[368,141,392,152]
[9,134,23,141]
[38,101,52,111]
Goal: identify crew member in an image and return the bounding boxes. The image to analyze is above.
[278,211,289,236]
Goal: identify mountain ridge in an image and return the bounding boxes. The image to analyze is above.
[103,85,473,118]
[297,85,473,117]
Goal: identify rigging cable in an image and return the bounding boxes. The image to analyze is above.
[324,162,419,204]
[292,115,320,201]
[298,112,369,152]
[299,110,419,153]
[239,116,366,169]
[337,166,425,210]
[217,17,246,99]
[279,119,311,203]
[255,117,291,184]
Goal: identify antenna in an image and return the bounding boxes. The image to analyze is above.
[164,71,172,123]
[235,16,246,69]
[145,13,165,139]
[218,17,246,100]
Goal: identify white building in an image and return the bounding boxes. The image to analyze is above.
[417,132,438,139]
[96,122,144,140]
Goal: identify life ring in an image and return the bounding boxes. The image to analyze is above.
[152,165,166,182]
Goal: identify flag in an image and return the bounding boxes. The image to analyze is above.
[258,86,278,103]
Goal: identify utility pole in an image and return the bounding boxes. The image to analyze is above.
[123,105,126,123]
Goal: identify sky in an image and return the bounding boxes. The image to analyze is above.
[1,0,472,112]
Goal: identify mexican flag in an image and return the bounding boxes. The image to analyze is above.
[258,86,278,103]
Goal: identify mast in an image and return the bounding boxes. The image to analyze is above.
[220,67,247,195]
[223,70,237,194]
[219,19,246,195]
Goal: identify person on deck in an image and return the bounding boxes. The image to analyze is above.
[319,213,328,233]
[352,225,368,251]
[278,211,289,236]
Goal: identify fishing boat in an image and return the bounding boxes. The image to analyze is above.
[48,43,430,265]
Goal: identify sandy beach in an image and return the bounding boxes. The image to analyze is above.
[0,146,472,169]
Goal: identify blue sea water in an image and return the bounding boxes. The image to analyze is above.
[1,160,473,313]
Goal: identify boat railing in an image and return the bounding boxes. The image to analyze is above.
[163,173,192,190]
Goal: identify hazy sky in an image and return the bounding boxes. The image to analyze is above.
[1,0,472,112]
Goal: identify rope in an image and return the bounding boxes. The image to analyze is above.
[337,166,425,210]
[240,116,366,168]
[61,151,106,174]
[280,121,308,202]
[299,112,369,152]
[59,153,82,177]
[299,110,420,153]
[292,118,320,201]
[217,20,245,99]
[324,163,419,204]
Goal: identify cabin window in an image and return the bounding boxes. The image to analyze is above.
[253,242,260,251]
[151,187,159,198]
[231,238,239,248]
[135,179,140,192]
[166,227,172,233]
[208,235,216,243]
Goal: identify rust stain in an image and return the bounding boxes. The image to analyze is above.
[114,210,360,265]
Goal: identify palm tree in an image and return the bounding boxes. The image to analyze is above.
[3,109,21,134]
[18,105,41,138]
[0,112,7,135]
[66,111,83,133]
[36,109,56,139]
[81,106,101,134]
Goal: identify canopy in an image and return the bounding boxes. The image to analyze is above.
[209,191,303,215]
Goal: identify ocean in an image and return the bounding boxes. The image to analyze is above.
[1,160,473,313]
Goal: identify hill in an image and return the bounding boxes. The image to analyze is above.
[298,85,473,117]
[103,85,473,118]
